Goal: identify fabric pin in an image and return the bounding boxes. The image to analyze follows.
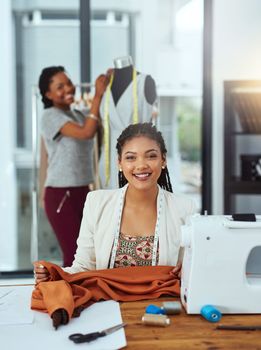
[142,313,170,327]
[200,305,222,323]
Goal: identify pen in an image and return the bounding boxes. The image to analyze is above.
[216,325,261,331]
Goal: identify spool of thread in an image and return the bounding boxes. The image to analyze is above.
[200,305,222,323]
[161,301,182,315]
[145,304,165,315]
[142,313,170,327]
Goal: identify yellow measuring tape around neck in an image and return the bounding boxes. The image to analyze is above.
[103,73,114,187]
[103,68,139,186]
[132,68,138,124]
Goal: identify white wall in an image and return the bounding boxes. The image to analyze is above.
[212,0,261,213]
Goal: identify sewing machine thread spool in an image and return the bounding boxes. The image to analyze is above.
[200,305,222,323]
[142,313,170,327]
[161,301,182,315]
[146,304,165,315]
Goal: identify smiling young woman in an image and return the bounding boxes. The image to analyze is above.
[38,66,109,267]
[117,127,168,239]
[34,123,196,282]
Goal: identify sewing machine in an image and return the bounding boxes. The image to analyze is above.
[180,214,261,314]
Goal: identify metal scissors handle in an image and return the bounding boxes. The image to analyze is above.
[69,331,104,343]
[69,323,126,344]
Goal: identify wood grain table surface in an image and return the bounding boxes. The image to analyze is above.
[120,298,261,350]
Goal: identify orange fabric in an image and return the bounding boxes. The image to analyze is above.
[31,261,180,320]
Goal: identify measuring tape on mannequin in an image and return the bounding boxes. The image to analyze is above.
[103,68,139,186]
[109,186,163,268]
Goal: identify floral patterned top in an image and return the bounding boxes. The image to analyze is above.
[114,232,159,268]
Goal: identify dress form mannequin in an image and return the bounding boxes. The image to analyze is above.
[111,56,157,105]
[99,55,158,188]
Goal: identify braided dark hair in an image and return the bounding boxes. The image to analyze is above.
[116,122,173,192]
[38,66,65,109]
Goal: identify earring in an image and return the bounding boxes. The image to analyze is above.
[162,166,165,169]
[119,168,122,172]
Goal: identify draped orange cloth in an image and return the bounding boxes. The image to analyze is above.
[31,261,180,322]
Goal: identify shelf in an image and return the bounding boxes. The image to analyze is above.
[224,80,261,212]
[227,178,261,194]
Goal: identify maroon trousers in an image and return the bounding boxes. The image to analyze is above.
[44,186,90,267]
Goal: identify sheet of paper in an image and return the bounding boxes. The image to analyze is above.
[0,285,34,325]
[0,285,126,350]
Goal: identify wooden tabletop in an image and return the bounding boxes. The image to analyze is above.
[120,298,261,350]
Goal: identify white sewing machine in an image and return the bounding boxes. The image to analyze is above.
[180,214,261,314]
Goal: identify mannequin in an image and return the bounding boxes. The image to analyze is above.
[99,56,158,188]
[111,56,157,105]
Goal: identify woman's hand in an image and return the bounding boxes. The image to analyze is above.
[94,73,110,98]
[33,262,50,284]
[171,262,182,279]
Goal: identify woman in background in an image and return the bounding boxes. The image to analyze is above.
[38,66,109,266]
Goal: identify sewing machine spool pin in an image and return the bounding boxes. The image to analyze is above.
[200,305,222,323]
[142,314,170,327]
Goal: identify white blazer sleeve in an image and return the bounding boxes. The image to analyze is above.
[63,192,96,273]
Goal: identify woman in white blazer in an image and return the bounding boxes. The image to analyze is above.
[34,123,196,282]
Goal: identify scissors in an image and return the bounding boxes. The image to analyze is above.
[68,323,126,344]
